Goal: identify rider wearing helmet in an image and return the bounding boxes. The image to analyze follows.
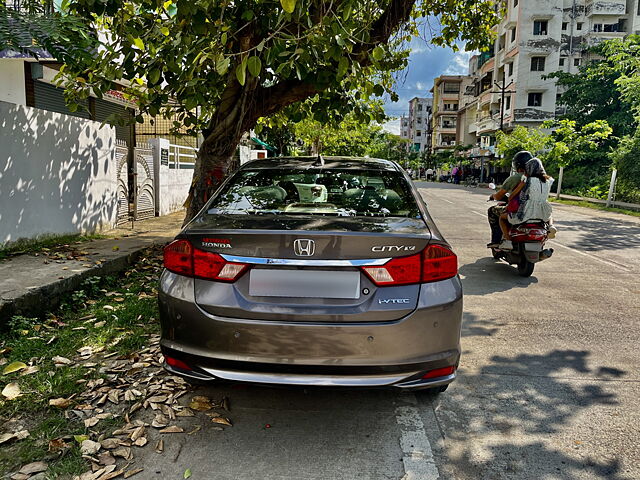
[486,151,532,247]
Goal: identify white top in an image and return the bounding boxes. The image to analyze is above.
[426,168,434,174]
[509,177,554,224]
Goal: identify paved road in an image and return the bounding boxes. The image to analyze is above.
[136,183,640,479]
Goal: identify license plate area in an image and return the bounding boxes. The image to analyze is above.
[249,269,361,299]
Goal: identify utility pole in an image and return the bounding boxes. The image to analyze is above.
[492,77,514,132]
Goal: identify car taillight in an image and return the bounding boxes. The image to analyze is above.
[163,239,249,282]
[193,249,249,282]
[361,245,457,286]
[163,239,193,276]
[422,245,458,283]
[362,253,422,286]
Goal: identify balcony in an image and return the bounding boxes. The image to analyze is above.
[476,115,499,134]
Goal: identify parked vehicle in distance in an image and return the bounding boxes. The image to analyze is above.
[159,156,462,393]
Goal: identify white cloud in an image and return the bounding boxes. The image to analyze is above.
[444,51,474,75]
[382,118,401,135]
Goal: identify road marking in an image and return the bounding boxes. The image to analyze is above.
[396,395,440,480]
[470,210,487,218]
[548,240,632,271]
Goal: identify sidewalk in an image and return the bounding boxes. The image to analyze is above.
[0,212,184,323]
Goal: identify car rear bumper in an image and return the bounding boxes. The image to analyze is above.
[158,271,462,390]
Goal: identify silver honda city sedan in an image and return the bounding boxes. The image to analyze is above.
[158,157,462,393]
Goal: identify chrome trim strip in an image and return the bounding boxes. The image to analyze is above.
[200,367,417,387]
[219,254,391,267]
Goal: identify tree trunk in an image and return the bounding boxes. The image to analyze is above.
[183,130,243,224]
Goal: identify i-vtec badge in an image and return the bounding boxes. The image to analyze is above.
[379,298,411,304]
[371,245,417,252]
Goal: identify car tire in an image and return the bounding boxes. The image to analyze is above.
[491,248,501,259]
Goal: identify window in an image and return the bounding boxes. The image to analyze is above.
[416,130,422,137]
[443,83,460,93]
[417,117,422,124]
[505,95,511,110]
[562,22,568,31]
[556,93,562,104]
[508,62,514,76]
[206,168,421,218]
[511,27,517,42]
[593,24,603,32]
[528,92,542,107]
[533,20,548,35]
[514,0,518,6]
[417,105,423,111]
[531,56,546,72]
[574,58,580,67]
[559,57,565,66]
[577,22,583,31]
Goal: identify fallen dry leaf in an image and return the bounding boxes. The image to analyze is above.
[124,467,144,478]
[48,438,68,452]
[159,425,184,434]
[151,413,169,428]
[187,426,201,435]
[155,438,164,453]
[49,397,72,409]
[209,416,232,427]
[189,396,213,411]
[80,439,102,455]
[97,452,116,466]
[130,426,145,442]
[2,382,21,400]
[2,361,27,375]
[112,446,132,460]
[100,438,120,450]
[84,417,100,428]
[176,408,195,417]
[19,461,48,474]
[133,437,148,447]
[52,355,72,366]
[20,365,39,376]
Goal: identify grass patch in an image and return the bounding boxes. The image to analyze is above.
[0,247,163,478]
[550,198,640,218]
[0,233,108,261]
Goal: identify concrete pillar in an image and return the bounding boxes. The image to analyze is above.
[606,169,617,208]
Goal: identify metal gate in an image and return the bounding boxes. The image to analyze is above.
[115,140,130,225]
[134,142,156,220]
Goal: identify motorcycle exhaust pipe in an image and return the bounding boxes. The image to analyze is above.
[539,248,554,261]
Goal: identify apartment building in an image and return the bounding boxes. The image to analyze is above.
[430,75,474,151]
[464,0,640,150]
[400,97,433,152]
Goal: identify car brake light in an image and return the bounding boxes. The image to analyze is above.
[422,365,456,379]
[361,245,457,286]
[163,239,193,276]
[165,356,192,371]
[163,239,249,282]
[362,253,422,286]
[422,245,458,283]
[193,249,249,282]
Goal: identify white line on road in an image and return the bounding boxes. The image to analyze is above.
[548,240,632,271]
[396,395,440,480]
[470,210,487,218]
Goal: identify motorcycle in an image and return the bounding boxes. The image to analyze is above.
[487,183,554,277]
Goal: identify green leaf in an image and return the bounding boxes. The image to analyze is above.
[247,56,262,77]
[160,26,169,36]
[236,59,247,86]
[2,361,27,375]
[280,0,296,13]
[132,37,144,50]
[337,57,349,78]
[216,56,230,76]
[148,69,160,85]
[184,469,192,479]
[372,46,384,61]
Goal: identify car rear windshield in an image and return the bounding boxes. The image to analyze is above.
[206,168,421,218]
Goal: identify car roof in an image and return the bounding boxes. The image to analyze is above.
[240,156,401,172]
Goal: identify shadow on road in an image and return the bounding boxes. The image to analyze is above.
[459,257,538,295]
[554,217,640,252]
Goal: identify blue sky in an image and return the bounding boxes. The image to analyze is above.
[382,38,473,134]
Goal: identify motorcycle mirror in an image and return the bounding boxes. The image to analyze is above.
[488,182,496,190]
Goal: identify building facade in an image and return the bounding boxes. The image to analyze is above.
[430,75,474,151]
[400,97,433,153]
[464,0,640,150]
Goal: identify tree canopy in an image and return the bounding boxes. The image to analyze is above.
[1,0,498,220]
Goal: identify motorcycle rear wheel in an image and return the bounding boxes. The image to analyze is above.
[517,259,535,277]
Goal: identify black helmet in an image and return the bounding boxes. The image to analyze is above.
[512,151,533,171]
